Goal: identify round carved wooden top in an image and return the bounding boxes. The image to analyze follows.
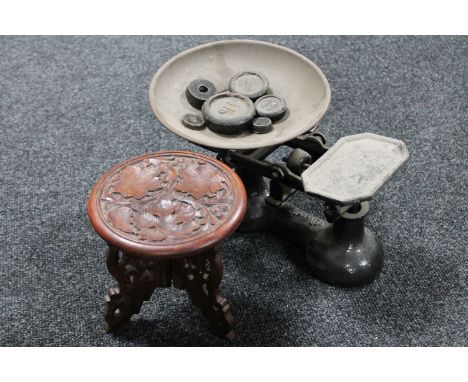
[88,151,247,258]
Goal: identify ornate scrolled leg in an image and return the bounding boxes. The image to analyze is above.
[104,246,170,331]
[177,246,235,340]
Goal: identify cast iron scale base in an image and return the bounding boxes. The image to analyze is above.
[209,131,407,287]
[149,40,409,287]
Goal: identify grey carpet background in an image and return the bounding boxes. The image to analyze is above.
[0,36,466,346]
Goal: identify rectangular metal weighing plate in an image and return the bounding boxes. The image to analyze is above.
[301,133,409,205]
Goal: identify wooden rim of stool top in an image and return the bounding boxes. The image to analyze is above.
[88,151,247,259]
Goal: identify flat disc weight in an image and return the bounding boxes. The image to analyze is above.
[202,92,256,134]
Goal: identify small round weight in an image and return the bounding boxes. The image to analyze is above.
[229,71,269,99]
[185,79,217,109]
[255,95,287,120]
[181,113,205,130]
[202,91,256,135]
[252,117,273,134]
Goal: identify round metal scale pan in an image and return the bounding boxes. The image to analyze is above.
[149,40,331,150]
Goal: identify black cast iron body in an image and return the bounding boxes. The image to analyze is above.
[197,130,386,287]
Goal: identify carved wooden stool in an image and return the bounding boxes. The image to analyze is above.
[87,151,247,339]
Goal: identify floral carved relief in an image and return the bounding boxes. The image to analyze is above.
[99,156,234,244]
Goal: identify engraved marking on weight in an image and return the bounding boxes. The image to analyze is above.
[260,99,279,111]
[218,101,239,115]
[238,76,259,92]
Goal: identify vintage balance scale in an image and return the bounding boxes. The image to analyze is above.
[148,39,409,288]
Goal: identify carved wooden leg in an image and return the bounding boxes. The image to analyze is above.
[104,247,170,331]
[175,246,235,340]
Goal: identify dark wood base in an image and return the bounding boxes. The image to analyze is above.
[104,246,235,340]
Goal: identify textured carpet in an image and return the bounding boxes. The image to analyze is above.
[0,36,466,346]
